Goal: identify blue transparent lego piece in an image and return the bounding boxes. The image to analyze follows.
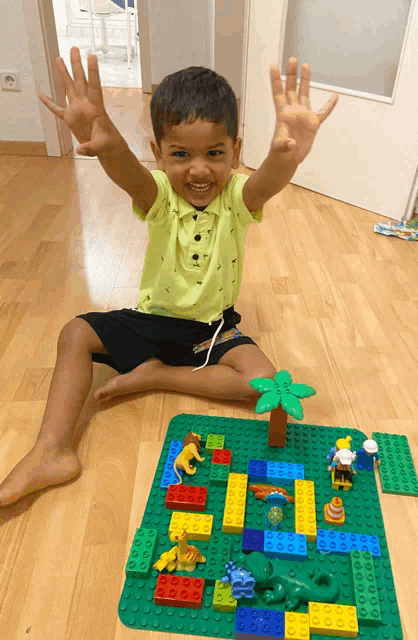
[235,607,284,639]
[242,528,265,553]
[247,459,268,482]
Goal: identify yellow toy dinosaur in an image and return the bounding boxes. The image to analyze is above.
[152,528,206,572]
[173,436,205,483]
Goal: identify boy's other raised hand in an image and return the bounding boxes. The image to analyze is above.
[269,57,339,164]
[39,47,121,156]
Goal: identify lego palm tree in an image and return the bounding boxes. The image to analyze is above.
[248,369,316,447]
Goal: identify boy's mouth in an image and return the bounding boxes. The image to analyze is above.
[187,182,213,196]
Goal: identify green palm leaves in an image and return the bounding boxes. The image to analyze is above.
[248,369,316,419]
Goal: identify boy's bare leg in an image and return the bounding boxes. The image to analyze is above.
[0,341,91,506]
[93,360,258,403]
[0,340,162,507]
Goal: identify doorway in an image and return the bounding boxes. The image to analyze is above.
[52,0,142,89]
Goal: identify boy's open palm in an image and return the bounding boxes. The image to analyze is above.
[269,57,339,164]
[38,47,119,156]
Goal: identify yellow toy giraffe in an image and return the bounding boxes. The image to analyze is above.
[153,528,206,572]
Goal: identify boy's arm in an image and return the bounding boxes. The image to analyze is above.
[242,150,299,212]
[98,135,158,213]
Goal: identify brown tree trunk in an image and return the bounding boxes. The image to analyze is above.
[268,406,287,447]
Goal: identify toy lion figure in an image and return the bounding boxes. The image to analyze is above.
[174,432,205,482]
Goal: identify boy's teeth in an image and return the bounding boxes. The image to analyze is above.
[189,183,211,190]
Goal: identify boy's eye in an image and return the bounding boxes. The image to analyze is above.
[171,150,223,157]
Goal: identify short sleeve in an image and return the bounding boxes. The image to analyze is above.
[132,170,170,224]
[229,173,263,225]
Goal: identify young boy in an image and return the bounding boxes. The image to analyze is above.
[0,48,337,507]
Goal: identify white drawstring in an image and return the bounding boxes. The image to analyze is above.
[192,315,225,372]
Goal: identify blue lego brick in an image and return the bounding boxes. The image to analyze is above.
[264,531,308,561]
[160,440,183,489]
[242,528,265,553]
[235,607,285,639]
[267,461,304,485]
[316,529,381,557]
[247,459,268,482]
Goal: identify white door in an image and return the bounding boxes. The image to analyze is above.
[240,0,418,221]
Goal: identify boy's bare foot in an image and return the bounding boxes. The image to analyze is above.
[0,445,82,507]
[93,358,165,402]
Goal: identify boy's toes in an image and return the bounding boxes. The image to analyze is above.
[93,378,117,401]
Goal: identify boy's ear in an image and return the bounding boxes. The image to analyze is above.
[150,140,164,169]
[232,137,242,169]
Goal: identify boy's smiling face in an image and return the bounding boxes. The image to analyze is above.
[150,119,242,207]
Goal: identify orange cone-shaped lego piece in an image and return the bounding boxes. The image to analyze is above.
[324,496,345,525]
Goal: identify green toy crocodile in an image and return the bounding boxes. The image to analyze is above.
[238,551,339,611]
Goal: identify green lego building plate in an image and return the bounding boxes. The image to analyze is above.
[372,432,418,496]
[118,415,403,639]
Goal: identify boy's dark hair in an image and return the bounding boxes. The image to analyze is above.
[150,66,238,150]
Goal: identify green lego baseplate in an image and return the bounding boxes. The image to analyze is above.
[118,415,403,639]
[372,432,418,496]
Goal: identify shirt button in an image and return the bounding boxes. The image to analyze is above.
[194,234,201,241]
[192,254,199,260]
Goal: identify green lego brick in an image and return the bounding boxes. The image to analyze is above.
[201,534,232,583]
[373,432,418,496]
[118,415,403,640]
[350,550,382,626]
[206,434,225,454]
[209,463,230,487]
[125,528,157,578]
[213,580,237,612]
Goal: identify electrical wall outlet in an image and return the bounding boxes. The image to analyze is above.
[0,71,21,92]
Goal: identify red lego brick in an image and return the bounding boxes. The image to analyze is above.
[165,485,207,511]
[154,574,204,608]
[212,449,232,466]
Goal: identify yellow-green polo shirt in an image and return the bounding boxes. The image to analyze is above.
[132,170,262,323]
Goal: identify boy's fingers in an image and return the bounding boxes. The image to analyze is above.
[70,47,88,99]
[38,92,65,118]
[55,57,76,102]
[87,54,106,109]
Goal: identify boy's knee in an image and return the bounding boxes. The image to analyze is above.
[58,318,107,354]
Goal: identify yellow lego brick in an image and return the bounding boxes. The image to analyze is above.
[222,473,247,533]
[309,602,358,637]
[169,511,213,541]
[222,496,246,533]
[226,473,248,500]
[285,611,310,639]
[294,479,317,541]
[213,580,237,612]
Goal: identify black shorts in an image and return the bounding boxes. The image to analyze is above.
[75,305,257,374]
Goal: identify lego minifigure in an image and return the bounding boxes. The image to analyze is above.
[328,448,357,483]
[325,436,352,462]
[356,439,380,471]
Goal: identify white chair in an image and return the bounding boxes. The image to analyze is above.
[80,0,139,69]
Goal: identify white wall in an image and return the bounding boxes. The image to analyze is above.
[0,0,46,143]
[0,0,245,146]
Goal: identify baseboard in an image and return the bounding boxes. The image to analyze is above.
[0,141,48,156]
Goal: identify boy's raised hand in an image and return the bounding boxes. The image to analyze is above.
[269,58,339,164]
[39,47,120,156]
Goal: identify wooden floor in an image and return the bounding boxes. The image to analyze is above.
[0,87,417,640]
